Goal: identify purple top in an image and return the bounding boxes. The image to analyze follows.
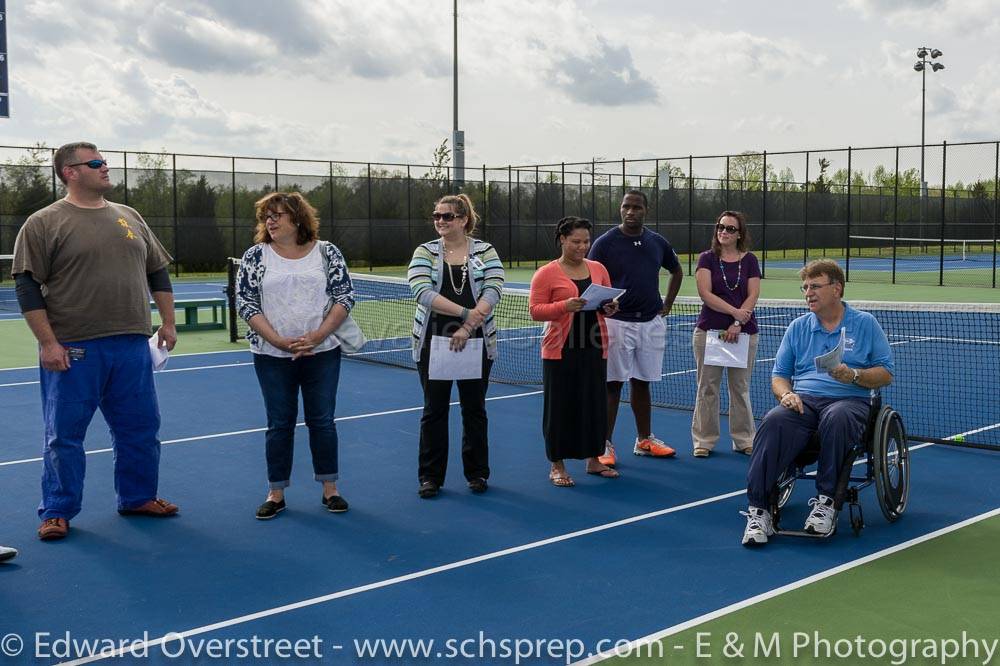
[695,250,761,334]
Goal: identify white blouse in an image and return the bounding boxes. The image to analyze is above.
[257,242,339,357]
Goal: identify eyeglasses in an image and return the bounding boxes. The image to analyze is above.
[716,223,739,234]
[68,159,107,169]
[263,211,289,222]
[800,282,835,293]
[432,212,462,221]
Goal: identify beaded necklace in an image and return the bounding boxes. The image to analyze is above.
[443,241,468,295]
[719,253,742,291]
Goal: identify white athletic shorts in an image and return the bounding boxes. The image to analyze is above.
[605,316,667,383]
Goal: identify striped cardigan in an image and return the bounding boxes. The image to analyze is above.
[407,237,505,362]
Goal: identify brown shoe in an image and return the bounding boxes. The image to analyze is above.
[118,498,179,517]
[38,517,69,540]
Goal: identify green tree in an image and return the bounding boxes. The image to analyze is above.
[425,139,451,182]
[2,143,54,217]
[724,152,776,191]
[811,158,831,193]
[177,175,223,271]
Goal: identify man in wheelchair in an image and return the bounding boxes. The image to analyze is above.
[742,259,894,547]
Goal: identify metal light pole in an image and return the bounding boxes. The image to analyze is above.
[452,0,465,188]
[914,47,944,198]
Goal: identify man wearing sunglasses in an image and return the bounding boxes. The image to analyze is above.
[12,141,180,542]
[588,189,684,467]
[741,259,894,546]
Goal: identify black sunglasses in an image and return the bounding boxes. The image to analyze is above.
[432,212,462,221]
[68,159,108,169]
[716,223,739,234]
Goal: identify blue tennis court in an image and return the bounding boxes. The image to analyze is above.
[2,335,999,664]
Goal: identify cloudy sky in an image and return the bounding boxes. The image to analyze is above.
[5,0,999,169]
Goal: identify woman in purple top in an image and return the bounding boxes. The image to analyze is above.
[691,211,761,457]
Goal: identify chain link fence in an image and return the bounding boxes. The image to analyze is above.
[2,141,997,286]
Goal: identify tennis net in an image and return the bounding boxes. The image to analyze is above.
[227,258,1000,449]
[0,255,15,312]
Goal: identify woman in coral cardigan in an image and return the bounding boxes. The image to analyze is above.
[529,217,621,487]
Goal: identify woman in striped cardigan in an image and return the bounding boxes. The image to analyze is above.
[407,194,505,499]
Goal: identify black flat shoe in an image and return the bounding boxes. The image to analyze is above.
[467,478,488,493]
[256,499,286,520]
[323,494,349,513]
[418,480,440,499]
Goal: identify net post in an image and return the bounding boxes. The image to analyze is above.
[227,258,238,343]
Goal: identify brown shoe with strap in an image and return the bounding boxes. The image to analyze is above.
[118,498,179,517]
[38,517,70,540]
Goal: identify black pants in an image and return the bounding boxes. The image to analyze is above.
[416,353,493,485]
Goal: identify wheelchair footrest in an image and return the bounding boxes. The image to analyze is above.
[774,527,838,539]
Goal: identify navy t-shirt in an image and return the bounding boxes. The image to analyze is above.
[588,226,681,322]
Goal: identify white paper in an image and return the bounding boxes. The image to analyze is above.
[148,334,169,371]
[704,331,750,368]
[578,283,626,311]
[428,335,483,380]
[814,327,846,373]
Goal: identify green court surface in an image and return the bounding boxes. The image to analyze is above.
[613,514,1000,665]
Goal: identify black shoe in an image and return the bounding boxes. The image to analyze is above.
[467,478,488,493]
[255,499,286,520]
[418,480,440,499]
[323,494,349,513]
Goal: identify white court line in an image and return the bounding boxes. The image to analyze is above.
[574,506,1000,665]
[0,361,256,388]
[0,348,251,373]
[60,487,749,665]
[0,390,543,468]
[60,441,993,666]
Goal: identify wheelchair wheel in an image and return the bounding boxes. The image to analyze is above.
[775,466,796,509]
[872,406,909,522]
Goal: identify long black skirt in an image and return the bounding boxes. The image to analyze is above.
[542,347,608,462]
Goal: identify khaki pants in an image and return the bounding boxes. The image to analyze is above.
[691,328,758,451]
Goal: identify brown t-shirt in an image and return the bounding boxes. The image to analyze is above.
[12,198,172,342]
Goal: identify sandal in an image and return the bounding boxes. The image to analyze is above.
[549,470,575,487]
[586,463,620,478]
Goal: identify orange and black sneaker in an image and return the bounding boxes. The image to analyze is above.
[598,441,617,468]
[633,435,676,458]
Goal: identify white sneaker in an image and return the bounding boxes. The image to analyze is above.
[741,507,774,546]
[804,495,837,535]
[0,545,17,563]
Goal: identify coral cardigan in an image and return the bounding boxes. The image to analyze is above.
[529,259,612,360]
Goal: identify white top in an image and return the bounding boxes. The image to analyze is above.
[256,243,338,357]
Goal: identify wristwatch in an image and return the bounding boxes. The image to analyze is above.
[851,368,861,385]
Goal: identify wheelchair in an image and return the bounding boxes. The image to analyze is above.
[769,392,910,538]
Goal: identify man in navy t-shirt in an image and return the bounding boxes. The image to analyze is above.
[588,190,684,466]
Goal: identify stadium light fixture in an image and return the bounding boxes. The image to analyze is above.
[914,46,944,198]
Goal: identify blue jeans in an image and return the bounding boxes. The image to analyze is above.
[39,334,162,519]
[252,348,342,489]
[746,395,870,509]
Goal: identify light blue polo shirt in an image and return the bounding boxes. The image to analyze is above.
[772,302,894,398]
